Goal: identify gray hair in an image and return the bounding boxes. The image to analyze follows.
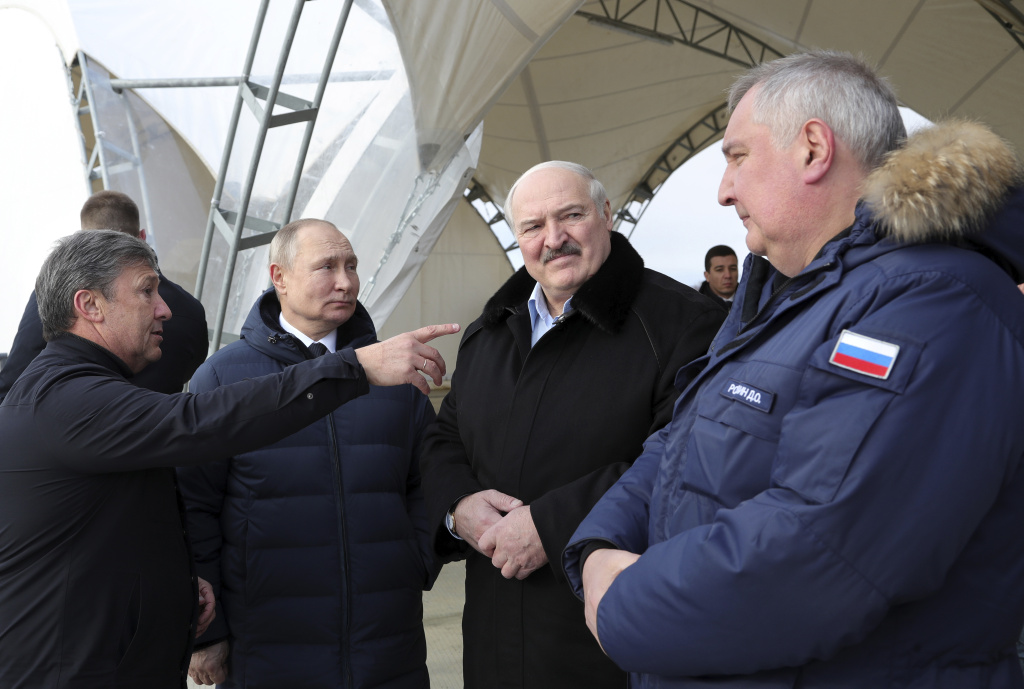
[728,50,906,171]
[503,161,608,230]
[36,229,158,341]
[270,218,338,270]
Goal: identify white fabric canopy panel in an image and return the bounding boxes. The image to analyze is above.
[473,0,1024,236]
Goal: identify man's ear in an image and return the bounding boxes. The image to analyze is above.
[269,263,286,294]
[800,119,835,185]
[73,289,105,324]
[602,199,613,230]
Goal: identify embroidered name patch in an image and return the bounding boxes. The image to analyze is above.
[829,330,899,380]
[721,379,774,413]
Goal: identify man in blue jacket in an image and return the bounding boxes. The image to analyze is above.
[564,51,1024,688]
[179,218,438,689]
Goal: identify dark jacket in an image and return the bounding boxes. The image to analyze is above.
[0,333,373,689]
[0,272,208,399]
[564,122,1024,687]
[178,290,436,689]
[420,232,725,689]
[698,280,733,312]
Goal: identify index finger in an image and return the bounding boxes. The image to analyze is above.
[411,323,460,343]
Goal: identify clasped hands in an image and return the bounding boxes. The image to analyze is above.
[453,489,548,580]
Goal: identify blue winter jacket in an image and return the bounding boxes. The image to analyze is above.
[178,290,436,689]
[564,121,1024,688]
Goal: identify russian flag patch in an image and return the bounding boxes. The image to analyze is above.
[829,330,900,380]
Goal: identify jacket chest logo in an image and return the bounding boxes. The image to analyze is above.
[721,379,774,413]
[829,329,900,380]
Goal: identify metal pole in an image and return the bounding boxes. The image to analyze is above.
[208,0,308,353]
[110,77,243,93]
[279,0,356,222]
[77,52,111,189]
[63,53,94,197]
[120,92,156,251]
[195,0,273,302]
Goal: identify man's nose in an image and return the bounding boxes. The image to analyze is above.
[543,220,569,247]
[718,170,735,207]
[155,295,171,321]
[336,268,355,291]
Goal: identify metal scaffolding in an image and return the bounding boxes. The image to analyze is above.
[67,0,361,353]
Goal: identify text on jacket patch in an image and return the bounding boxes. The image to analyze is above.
[721,379,774,413]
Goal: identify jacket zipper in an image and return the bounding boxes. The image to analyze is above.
[327,409,354,687]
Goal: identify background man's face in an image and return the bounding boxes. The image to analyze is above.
[98,262,170,372]
[273,223,359,340]
[705,255,738,299]
[512,167,613,308]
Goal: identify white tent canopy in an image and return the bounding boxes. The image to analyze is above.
[474,0,1024,244]
[2,0,1021,356]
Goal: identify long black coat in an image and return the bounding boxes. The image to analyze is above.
[0,273,208,400]
[420,233,725,689]
[0,334,372,689]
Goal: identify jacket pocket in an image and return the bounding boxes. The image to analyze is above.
[114,573,142,669]
[684,361,799,507]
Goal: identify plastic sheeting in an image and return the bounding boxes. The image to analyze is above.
[59,0,579,337]
[0,3,85,352]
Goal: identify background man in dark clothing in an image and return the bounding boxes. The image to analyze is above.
[698,244,738,310]
[0,190,208,399]
[179,219,437,689]
[420,161,725,688]
[0,229,457,689]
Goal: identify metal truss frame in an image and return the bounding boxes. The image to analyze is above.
[69,52,156,235]
[619,101,729,236]
[578,0,783,67]
[976,0,1024,50]
[470,1,783,253]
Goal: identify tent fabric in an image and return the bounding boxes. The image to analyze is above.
[472,0,1024,228]
[3,0,1022,351]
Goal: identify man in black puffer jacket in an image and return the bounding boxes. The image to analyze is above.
[179,219,437,689]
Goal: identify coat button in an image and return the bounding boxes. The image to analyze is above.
[306,392,314,399]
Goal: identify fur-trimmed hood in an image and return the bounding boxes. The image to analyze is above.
[481,231,645,334]
[863,119,1024,280]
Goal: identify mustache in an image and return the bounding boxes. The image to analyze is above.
[542,243,582,264]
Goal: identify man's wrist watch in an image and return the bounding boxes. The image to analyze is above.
[445,501,464,541]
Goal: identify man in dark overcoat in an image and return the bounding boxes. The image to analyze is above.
[419,161,725,688]
[0,229,456,689]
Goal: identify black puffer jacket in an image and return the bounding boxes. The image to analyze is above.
[178,290,436,689]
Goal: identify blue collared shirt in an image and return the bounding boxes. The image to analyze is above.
[527,281,573,347]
